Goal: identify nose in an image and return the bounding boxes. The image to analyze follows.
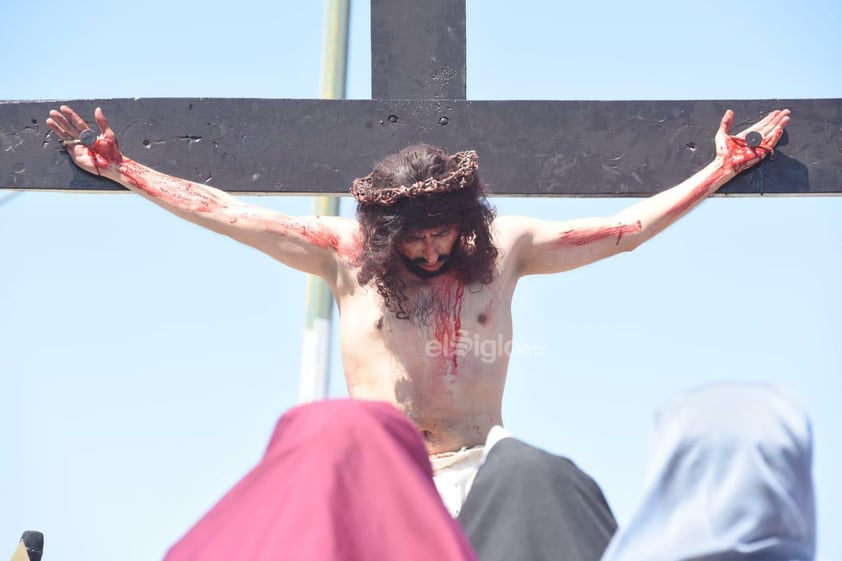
[422,240,438,263]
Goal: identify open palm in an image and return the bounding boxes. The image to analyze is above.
[714,109,790,175]
[46,106,123,176]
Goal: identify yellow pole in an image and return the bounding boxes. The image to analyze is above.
[298,0,350,403]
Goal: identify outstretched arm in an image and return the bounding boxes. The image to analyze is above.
[507,109,790,276]
[46,105,357,282]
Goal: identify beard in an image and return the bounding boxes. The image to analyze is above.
[397,252,453,279]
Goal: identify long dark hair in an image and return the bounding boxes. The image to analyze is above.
[354,144,498,319]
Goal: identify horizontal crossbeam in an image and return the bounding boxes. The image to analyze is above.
[1,98,839,196]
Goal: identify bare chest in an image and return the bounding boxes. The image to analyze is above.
[337,275,514,452]
[340,276,513,378]
[403,279,505,361]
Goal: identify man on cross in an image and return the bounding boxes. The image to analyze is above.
[46,105,790,561]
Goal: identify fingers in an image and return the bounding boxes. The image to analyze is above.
[767,126,785,148]
[45,105,105,146]
[719,109,734,137]
[61,105,90,134]
[749,110,778,134]
[762,114,789,151]
[755,115,775,137]
[755,109,789,137]
[46,112,74,140]
[739,108,791,139]
[755,110,790,154]
[94,107,110,135]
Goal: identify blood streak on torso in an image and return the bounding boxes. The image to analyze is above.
[430,277,465,374]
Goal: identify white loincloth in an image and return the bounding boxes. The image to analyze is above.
[430,425,512,517]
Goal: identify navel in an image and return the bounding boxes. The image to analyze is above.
[477,313,488,325]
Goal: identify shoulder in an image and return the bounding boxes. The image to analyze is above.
[492,214,544,250]
[323,215,359,237]
[298,215,360,250]
[489,215,540,278]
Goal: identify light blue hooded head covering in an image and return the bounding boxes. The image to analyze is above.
[601,383,815,561]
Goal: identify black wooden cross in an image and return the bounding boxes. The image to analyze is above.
[1,0,841,196]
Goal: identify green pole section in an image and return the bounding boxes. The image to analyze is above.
[298,0,350,403]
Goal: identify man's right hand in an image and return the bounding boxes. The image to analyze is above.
[46,106,124,179]
[45,103,355,280]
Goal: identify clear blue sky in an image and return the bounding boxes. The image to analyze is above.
[1,1,840,561]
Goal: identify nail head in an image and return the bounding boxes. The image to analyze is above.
[79,129,97,147]
[745,131,762,148]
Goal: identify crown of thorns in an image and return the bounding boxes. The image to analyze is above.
[350,150,478,205]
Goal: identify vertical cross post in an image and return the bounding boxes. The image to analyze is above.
[371,0,466,100]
